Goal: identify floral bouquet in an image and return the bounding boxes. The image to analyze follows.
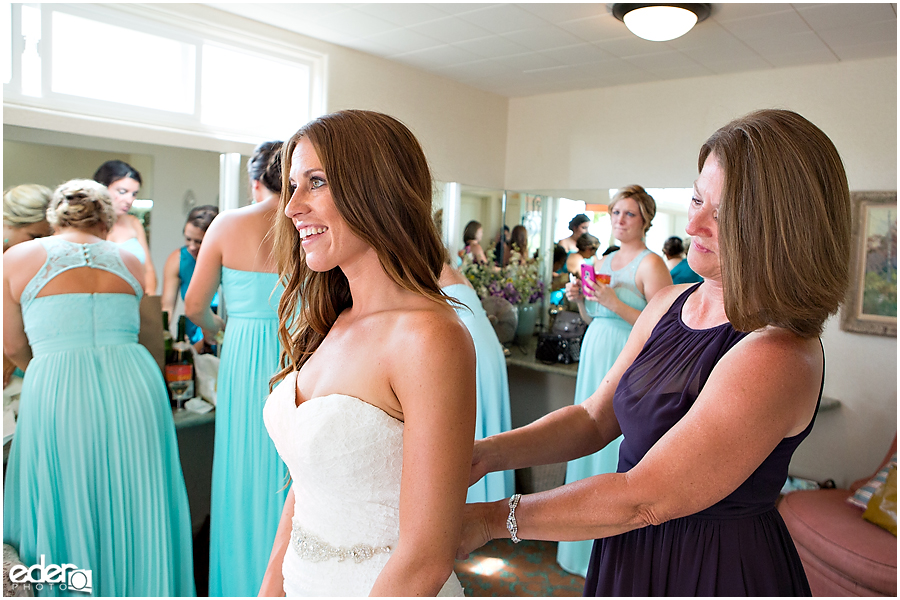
[460,248,544,306]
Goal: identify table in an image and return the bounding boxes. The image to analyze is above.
[172,406,216,539]
[505,335,578,379]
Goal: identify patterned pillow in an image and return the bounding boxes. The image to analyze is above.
[862,466,897,535]
[848,453,898,509]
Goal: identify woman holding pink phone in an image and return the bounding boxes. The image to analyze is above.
[558,185,671,576]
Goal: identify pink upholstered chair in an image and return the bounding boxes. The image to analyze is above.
[778,436,897,596]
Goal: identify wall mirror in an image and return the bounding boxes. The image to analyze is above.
[3,137,157,240]
[434,182,697,333]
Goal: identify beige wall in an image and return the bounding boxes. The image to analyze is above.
[324,39,508,189]
[3,139,156,198]
[506,56,896,192]
[505,56,898,487]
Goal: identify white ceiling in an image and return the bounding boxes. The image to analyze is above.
[209,3,897,98]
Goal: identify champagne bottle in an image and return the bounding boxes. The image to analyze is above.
[176,314,187,345]
[164,316,195,410]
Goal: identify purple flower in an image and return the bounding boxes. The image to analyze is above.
[527,280,545,303]
[502,283,522,305]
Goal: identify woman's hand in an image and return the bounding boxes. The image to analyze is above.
[566,279,593,324]
[583,278,619,309]
[565,280,584,303]
[202,314,226,345]
[456,502,499,560]
[469,439,492,487]
[3,354,17,388]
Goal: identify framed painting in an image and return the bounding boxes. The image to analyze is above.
[840,191,897,337]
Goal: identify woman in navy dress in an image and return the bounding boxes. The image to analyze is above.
[457,109,851,596]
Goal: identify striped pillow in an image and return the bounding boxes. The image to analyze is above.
[848,453,898,509]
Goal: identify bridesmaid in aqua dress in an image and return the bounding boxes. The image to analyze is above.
[3,179,195,596]
[3,184,53,387]
[185,141,288,597]
[440,264,514,502]
[94,160,157,294]
[557,186,671,577]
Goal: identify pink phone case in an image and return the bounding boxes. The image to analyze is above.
[581,263,595,289]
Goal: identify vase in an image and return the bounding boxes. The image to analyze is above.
[481,296,518,344]
[515,302,538,343]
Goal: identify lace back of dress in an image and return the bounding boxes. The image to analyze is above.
[19,237,143,309]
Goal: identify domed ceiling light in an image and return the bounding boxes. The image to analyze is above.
[611,4,712,42]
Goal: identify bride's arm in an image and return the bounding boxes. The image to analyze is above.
[259,487,294,597]
[368,311,476,597]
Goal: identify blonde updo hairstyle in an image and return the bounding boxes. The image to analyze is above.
[609,184,656,235]
[47,179,116,232]
[3,184,53,227]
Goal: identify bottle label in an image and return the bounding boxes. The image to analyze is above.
[165,364,194,401]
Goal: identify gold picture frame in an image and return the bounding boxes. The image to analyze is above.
[840,191,897,337]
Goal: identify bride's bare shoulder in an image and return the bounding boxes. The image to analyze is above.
[386,301,471,354]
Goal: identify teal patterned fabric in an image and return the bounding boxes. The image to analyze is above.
[848,453,898,509]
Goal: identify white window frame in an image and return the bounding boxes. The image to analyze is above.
[4,3,327,148]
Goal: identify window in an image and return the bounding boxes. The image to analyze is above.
[5,4,325,143]
[2,5,10,85]
[200,43,311,138]
[51,11,196,114]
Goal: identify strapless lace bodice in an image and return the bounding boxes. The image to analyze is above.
[265,372,405,551]
[263,372,463,596]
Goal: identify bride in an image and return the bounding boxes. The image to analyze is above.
[259,110,476,596]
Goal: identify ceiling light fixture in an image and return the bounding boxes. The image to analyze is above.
[611,4,712,42]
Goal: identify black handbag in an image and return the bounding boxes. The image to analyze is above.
[535,311,587,365]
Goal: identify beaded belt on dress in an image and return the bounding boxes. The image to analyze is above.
[291,523,392,563]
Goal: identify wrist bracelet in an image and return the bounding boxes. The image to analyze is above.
[506,494,522,543]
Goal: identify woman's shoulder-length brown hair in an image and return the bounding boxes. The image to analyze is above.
[700,108,851,338]
[271,109,449,383]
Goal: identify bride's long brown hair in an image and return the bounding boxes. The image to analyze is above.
[270,110,450,387]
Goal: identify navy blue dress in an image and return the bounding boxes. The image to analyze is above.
[584,283,815,596]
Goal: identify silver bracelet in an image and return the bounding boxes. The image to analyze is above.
[506,494,522,543]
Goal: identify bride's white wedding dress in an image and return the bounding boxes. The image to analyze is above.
[264,372,464,596]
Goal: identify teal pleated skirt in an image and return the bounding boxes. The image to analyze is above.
[3,338,196,597]
[207,268,288,597]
